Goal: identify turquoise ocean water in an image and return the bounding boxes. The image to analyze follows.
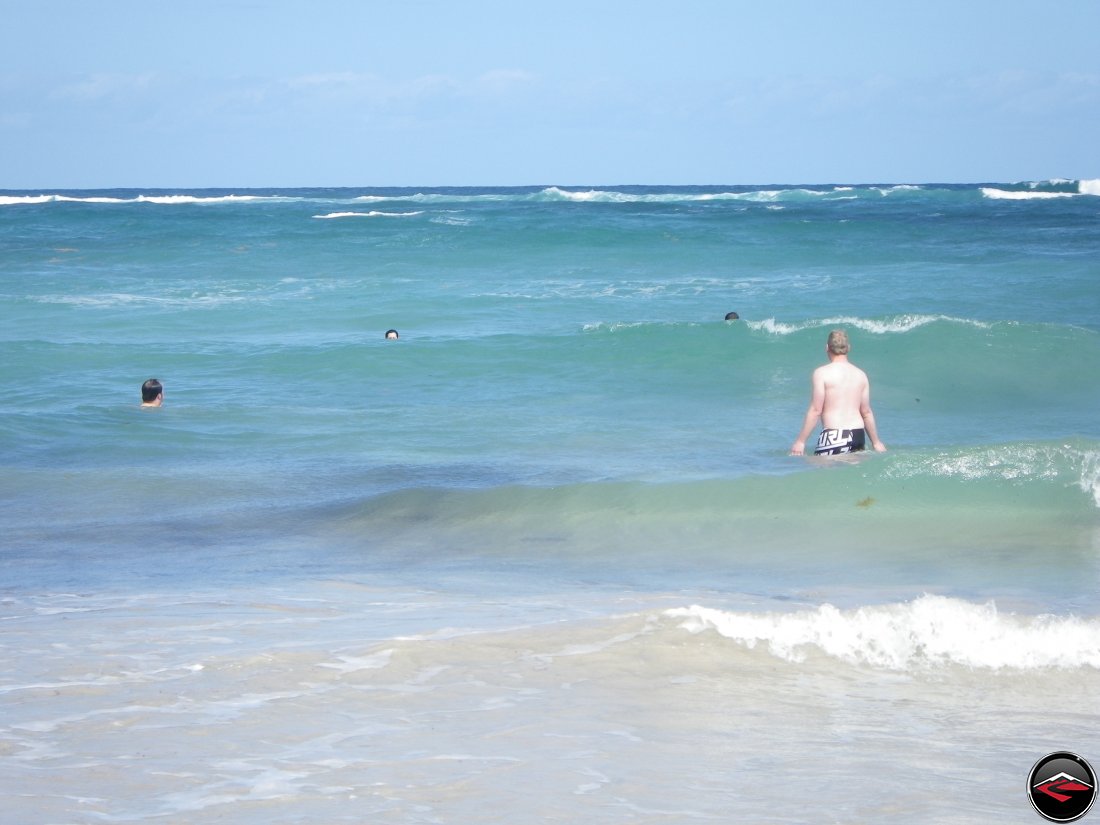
[2,182,1099,822]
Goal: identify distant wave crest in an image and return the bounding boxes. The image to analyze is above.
[747,314,990,336]
[312,211,423,219]
[4,181,1096,208]
[1079,178,1100,196]
[538,186,878,204]
[0,193,294,206]
[0,185,930,208]
[667,595,1100,670]
[981,188,1077,201]
[981,179,1098,200]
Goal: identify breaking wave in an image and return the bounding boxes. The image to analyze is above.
[666,595,1100,670]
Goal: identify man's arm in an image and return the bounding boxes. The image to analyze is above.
[860,383,886,452]
[790,369,825,455]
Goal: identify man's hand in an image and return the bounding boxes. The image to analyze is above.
[789,441,806,456]
[872,441,887,452]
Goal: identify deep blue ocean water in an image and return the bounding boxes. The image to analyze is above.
[2,182,1099,823]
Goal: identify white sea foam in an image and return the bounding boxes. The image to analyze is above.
[0,193,291,206]
[430,214,474,226]
[542,187,623,203]
[353,192,512,205]
[312,210,423,219]
[0,194,129,205]
[135,194,279,204]
[536,629,647,661]
[1077,447,1100,507]
[32,292,254,309]
[537,186,848,204]
[4,186,839,209]
[667,595,1100,670]
[10,195,119,205]
[581,321,653,332]
[872,185,923,196]
[1079,179,1100,196]
[2,183,1025,209]
[0,195,54,205]
[747,314,988,336]
[317,649,394,673]
[540,186,706,203]
[981,187,1076,200]
[878,441,1100,507]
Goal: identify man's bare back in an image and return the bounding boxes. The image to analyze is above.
[790,330,886,456]
[816,360,869,431]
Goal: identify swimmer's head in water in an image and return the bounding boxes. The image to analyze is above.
[141,378,162,403]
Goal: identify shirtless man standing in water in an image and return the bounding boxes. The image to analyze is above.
[789,330,886,456]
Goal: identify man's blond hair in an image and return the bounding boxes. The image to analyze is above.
[827,329,850,355]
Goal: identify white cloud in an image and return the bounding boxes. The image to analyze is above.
[967,70,1100,114]
[51,72,156,102]
[285,69,534,107]
[470,69,537,95]
[0,112,31,129]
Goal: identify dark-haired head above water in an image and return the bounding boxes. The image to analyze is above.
[140,378,163,407]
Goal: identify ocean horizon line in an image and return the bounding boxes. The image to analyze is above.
[1,177,1096,192]
[4,180,1098,207]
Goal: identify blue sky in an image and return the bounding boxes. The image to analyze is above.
[3,0,1098,188]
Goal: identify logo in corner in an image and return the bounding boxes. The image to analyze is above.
[1028,752,1096,822]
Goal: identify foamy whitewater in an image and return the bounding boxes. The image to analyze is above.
[2,182,1099,823]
